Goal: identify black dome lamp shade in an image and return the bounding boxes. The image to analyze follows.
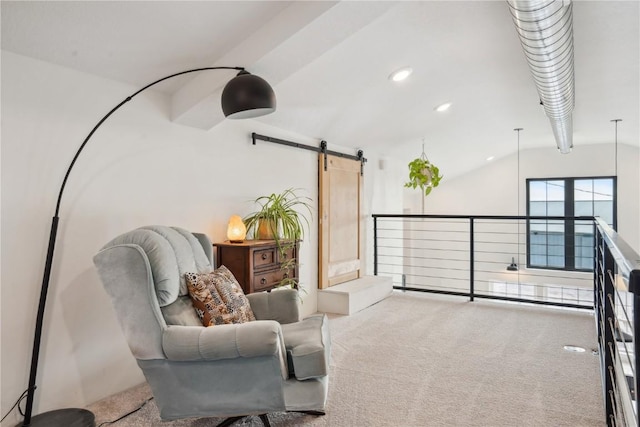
[222,70,276,119]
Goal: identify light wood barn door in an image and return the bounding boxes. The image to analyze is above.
[318,154,363,289]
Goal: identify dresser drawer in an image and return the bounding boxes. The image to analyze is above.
[253,248,276,269]
[277,245,296,263]
[254,269,295,291]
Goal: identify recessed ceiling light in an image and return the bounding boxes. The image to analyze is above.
[486,156,495,161]
[435,102,452,112]
[389,67,413,82]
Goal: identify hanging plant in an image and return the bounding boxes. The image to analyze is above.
[404,147,443,196]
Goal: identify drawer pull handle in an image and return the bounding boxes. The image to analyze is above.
[261,253,268,260]
[260,278,267,285]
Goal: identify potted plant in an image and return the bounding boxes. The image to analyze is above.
[404,155,443,196]
[244,188,312,243]
[243,188,312,289]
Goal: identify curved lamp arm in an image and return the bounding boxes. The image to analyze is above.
[54,66,244,216]
[22,65,274,426]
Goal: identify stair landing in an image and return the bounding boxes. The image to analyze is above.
[317,275,393,315]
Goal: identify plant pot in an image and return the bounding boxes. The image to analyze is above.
[421,167,433,185]
[405,157,442,197]
[257,219,278,240]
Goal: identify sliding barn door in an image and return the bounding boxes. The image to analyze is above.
[318,154,363,289]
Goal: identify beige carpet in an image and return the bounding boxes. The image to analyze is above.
[88,292,604,426]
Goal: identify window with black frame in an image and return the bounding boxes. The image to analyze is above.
[527,177,616,271]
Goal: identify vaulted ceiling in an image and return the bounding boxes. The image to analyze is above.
[2,1,638,177]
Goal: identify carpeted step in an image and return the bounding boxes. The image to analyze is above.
[317,275,392,315]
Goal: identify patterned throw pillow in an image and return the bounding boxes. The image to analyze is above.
[185,272,235,326]
[210,266,256,323]
[185,266,255,327]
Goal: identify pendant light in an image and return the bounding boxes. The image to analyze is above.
[611,119,621,177]
[508,128,523,272]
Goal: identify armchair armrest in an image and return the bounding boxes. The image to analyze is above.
[247,289,300,324]
[163,320,285,362]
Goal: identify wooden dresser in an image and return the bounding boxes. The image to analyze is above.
[213,240,298,294]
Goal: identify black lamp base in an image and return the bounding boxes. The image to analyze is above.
[17,408,95,427]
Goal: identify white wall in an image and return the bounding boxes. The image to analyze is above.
[0,51,405,422]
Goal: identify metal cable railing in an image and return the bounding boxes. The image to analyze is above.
[595,219,640,426]
[373,214,594,308]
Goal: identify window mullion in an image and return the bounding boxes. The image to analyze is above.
[565,179,575,270]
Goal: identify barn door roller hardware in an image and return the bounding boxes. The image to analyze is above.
[252,132,367,175]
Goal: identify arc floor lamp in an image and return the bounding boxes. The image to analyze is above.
[18,67,276,427]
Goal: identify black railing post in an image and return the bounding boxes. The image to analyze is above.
[593,221,598,307]
[630,269,640,427]
[595,229,603,342]
[470,217,475,302]
[373,216,378,276]
[594,229,606,417]
[603,243,616,426]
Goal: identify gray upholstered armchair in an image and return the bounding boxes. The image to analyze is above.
[93,226,330,425]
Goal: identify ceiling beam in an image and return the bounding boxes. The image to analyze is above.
[170,1,396,130]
